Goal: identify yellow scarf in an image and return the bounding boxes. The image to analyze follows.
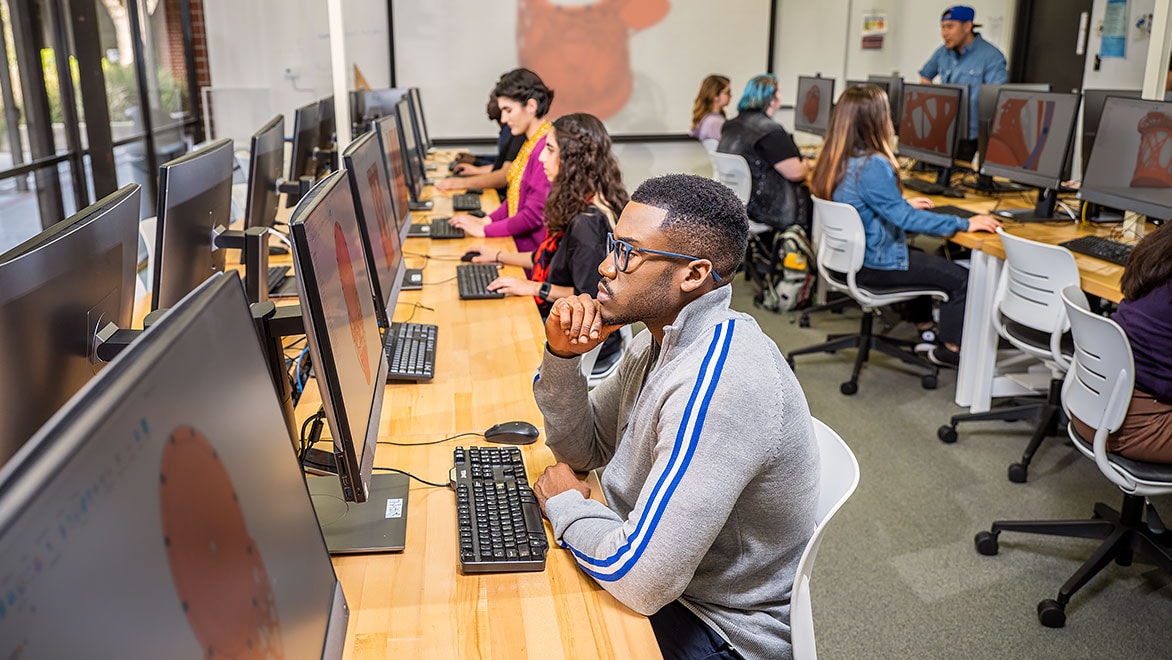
[505,121,552,217]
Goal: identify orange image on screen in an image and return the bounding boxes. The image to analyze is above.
[1131,112,1172,188]
[900,90,959,153]
[517,0,670,119]
[366,164,397,270]
[802,85,821,124]
[986,98,1055,171]
[160,425,284,659]
[335,222,373,385]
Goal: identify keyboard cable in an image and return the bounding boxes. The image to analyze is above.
[372,466,450,488]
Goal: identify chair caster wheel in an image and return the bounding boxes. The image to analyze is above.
[1037,599,1066,628]
[840,381,858,395]
[799,315,810,328]
[974,530,999,556]
[921,374,937,390]
[938,425,958,444]
[1008,462,1028,483]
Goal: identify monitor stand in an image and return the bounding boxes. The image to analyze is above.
[966,174,1029,195]
[994,187,1065,223]
[401,268,423,290]
[409,200,433,212]
[307,473,410,554]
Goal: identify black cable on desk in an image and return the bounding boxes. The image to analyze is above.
[378,431,482,447]
[373,466,449,488]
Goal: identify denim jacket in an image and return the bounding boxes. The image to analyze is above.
[832,154,970,271]
[918,34,1008,139]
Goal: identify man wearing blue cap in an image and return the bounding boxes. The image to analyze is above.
[919,5,1008,161]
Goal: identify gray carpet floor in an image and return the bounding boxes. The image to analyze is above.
[728,281,1172,660]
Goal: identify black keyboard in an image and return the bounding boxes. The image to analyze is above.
[266,265,290,292]
[452,193,482,212]
[930,205,976,219]
[903,178,945,195]
[451,446,548,573]
[1060,235,1134,266]
[457,264,505,299]
[408,218,465,239]
[385,322,437,382]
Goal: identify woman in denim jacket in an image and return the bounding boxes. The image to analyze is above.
[810,84,1000,367]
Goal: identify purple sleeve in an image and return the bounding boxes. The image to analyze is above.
[488,199,508,223]
[484,135,551,238]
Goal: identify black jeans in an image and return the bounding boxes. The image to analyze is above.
[649,600,743,660]
[855,250,968,346]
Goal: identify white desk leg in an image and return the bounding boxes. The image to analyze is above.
[956,251,1002,412]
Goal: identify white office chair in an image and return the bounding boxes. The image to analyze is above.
[974,286,1172,628]
[937,228,1080,483]
[791,418,860,660]
[579,326,634,388]
[787,197,945,394]
[700,138,719,154]
[708,151,752,205]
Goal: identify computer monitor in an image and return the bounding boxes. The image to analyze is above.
[361,88,404,121]
[0,184,140,466]
[0,273,348,657]
[407,87,432,151]
[395,98,427,202]
[289,100,321,183]
[374,113,417,235]
[868,75,904,134]
[342,131,405,328]
[318,95,336,152]
[975,83,1051,169]
[980,90,1081,220]
[244,114,285,230]
[897,83,966,168]
[1081,88,1143,174]
[151,138,234,310]
[794,76,835,136]
[1081,96,1172,222]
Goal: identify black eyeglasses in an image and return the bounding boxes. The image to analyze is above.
[605,233,721,283]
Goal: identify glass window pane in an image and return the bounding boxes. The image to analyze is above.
[0,172,39,253]
[98,0,143,137]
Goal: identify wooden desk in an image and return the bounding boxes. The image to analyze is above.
[304,173,660,658]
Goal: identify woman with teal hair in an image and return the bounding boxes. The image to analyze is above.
[716,74,811,230]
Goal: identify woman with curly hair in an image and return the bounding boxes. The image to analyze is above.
[464,112,628,320]
[689,75,731,143]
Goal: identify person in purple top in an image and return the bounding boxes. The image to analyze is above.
[450,69,553,254]
[1073,223,1172,462]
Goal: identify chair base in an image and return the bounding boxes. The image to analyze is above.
[938,378,1065,483]
[787,310,940,395]
[975,495,1172,628]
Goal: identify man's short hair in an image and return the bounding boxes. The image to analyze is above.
[493,68,555,117]
[630,174,748,281]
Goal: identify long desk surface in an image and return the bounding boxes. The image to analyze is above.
[296,161,660,659]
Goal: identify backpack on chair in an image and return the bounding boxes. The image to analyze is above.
[751,224,816,313]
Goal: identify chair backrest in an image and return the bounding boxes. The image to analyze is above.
[791,417,860,660]
[810,196,865,282]
[700,138,719,153]
[579,325,635,387]
[709,152,752,204]
[996,228,1081,335]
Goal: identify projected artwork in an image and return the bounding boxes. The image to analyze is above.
[900,90,959,153]
[802,85,821,124]
[987,98,1056,172]
[160,425,283,659]
[517,0,670,119]
[1131,112,1172,188]
[335,222,373,385]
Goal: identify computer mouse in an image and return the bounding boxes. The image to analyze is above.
[483,421,540,445]
[461,251,480,262]
[469,209,487,218]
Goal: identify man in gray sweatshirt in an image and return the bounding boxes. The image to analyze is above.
[532,174,819,660]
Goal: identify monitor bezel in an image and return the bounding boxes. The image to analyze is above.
[245,114,285,230]
[408,87,431,151]
[897,82,966,168]
[979,90,1080,190]
[289,100,322,182]
[1079,96,1172,221]
[394,98,425,202]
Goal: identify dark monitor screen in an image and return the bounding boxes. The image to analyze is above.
[318,95,336,152]
[1081,96,1172,221]
[290,171,387,503]
[152,138,234,311]
[289,100,321,182]
[361,88,404,121]
[408,87,431,151]
[794,76,835,136]
[343,131,405,328]
[0,184,140,466]
[395,98,426,203]
[1081,88,1143,173]
[374,114,415,239]
[897,83,966,168]
[976,83,1051,167]
[0,273,347,657]
[245,115,285,230]
[980,90,1081,190]
[868,75,904,134]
